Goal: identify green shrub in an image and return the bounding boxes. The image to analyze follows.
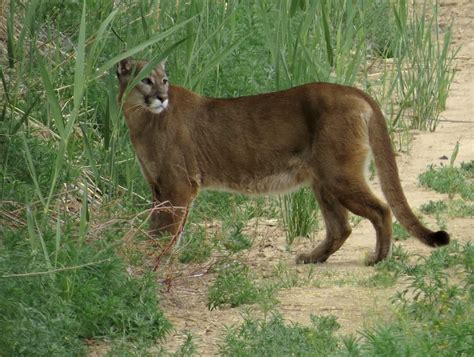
[208,262,259,310]
[356,242,474,356]
[0,227,171,356]
[280,188,320,245]
[419,161,474,200]
[392,221,409,241]
[220,313,340,356]
[179,225,212,264]
[223,222,253,253]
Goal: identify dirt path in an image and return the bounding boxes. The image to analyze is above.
[161,1,473,354]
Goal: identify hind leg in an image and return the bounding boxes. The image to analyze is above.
[297,183,352,264]
[334,179,393,265]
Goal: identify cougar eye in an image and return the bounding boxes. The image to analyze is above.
[162,78,168,85]
[141,78,153,85]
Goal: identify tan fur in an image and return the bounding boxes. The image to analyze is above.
[117,58,449,265]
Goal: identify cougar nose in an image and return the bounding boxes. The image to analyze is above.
[157,94,168,103]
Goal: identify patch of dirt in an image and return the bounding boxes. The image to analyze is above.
[160,1,474,355]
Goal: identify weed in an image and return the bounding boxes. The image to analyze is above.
[392,1,458,131]
[272,260,317,288]
[420,200,449,215]
[362,244,411,287]
[220,313,340,356]
[172,332,196,357]
[422,199,474,218]
[0,226,171,355]
[419,161,473,200]
[208,261,259,310]
[348,242,473,356]
[279,188,320,245]
[273,260,301,288]
[392,221,410,241]
[178,225,212,264]
[222,221,253,253]
[255,284,280,318]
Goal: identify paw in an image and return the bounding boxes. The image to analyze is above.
[365,253,386,266]
[296,253,328,265]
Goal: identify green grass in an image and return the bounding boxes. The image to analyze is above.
[222,222,253,253]
[392,221,410,241]
[419,160,474,200]
[361,244,411,288]
[220,242,474,356]
[207,261,261,310]
[390,0,458,131]
[178,225,213,264]
[0,0,462,354]
[220,313,340,356]
[421,199,474,218]
[0,226,171,356]
[280,187,320,245]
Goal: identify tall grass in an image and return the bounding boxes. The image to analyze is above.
[391,0,458,131]
[279,188,320,244]
[0,0,458,353]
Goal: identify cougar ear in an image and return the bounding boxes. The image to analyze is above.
[117,57,132,76]
[158,59,166,72]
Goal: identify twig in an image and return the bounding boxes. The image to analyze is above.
[1,259,111,278]
[153,205,190,271]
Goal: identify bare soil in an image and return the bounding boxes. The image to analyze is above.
[158,1,474,355]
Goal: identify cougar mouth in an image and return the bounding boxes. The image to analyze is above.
[147,97,169,114]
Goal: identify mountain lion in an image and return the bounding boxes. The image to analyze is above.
[116,58,449,265]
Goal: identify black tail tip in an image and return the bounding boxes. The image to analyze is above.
[430,230,450,247]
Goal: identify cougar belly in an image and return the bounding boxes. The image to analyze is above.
[203,161,312,195]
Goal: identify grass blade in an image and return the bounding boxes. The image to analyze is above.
[37,57,65,136]
[25,206,39,254]
[0,66,11,105]
[45,0,87,212]
[54,213,62,269]
[72,0,87,120]
[96,16,195,75]
[22,135,45,206]
[88,9,119,74]
[25,207,54,279]
[6,0,15,68]
[78,184,89,242]
[10,95,40,135]
[189,34,249,89]
[320,2,334,67]
[14,0,40,62]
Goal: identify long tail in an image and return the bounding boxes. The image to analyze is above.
[367,101,449,247]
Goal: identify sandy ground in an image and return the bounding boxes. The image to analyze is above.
[158,1,473,355]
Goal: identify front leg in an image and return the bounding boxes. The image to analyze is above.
[149,182,194,238]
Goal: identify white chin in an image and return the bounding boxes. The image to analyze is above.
[149,106,165,114]
[148,99,169,114]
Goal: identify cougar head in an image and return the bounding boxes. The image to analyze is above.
[117,58,169,114]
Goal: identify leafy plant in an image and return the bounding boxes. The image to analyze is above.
[208,261,260,310]
[220,313,340,356]
[223,222,253,253]
[362,244,411,287]
[172,332,196,357]
[391,0,458,131]
[178,225,212,264]
[280,188,320,245]
[392,221,410,241]
[0,226,171,356]
[419,161,473,200]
